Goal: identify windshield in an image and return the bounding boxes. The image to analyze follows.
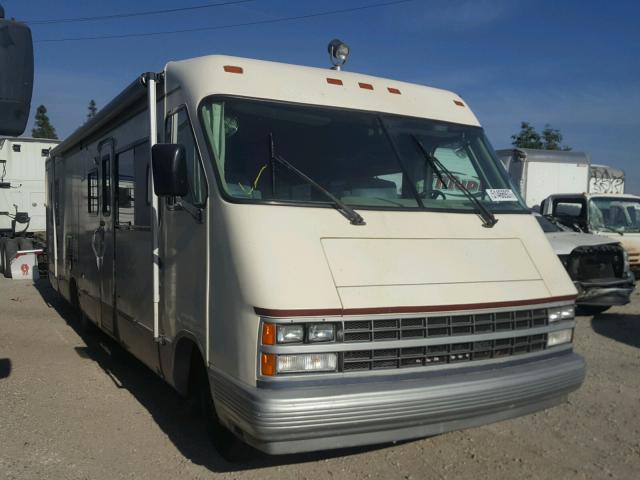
[199,97,527,213]
[589,197,640,232]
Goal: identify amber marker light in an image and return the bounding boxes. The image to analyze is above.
[261,353,276,376]
[262,323,276,345]
[223,65,244,74]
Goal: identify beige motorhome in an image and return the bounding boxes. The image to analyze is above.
[47,53,585,458]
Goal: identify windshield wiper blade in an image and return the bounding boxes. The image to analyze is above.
[411,135,497,228]
[269,133,365,226]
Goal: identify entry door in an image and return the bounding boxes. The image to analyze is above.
[96,140,116,334]
[161,108,208,343]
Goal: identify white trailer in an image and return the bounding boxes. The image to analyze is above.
[0,136,59,277]
[47,52,584,458]
[496,148,591,208]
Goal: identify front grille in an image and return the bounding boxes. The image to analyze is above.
[342,308,548,342]
[565,244,625,280]
[342,334,548,372]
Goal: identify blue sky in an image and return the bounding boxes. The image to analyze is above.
[5,0,640,193]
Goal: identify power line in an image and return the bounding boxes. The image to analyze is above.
[35,0,415,43]
[26,0,256,25]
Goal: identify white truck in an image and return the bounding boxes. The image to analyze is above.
[0,136,59,277]
[496,148,591,208]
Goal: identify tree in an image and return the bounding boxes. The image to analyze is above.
[511,121,542,149]
[31,105,58,140]
[87,99,97,120]
[541,124,571,151]
[511,121,571,151]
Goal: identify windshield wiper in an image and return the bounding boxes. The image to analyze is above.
[269,133,365,226]
[411,135,497,228]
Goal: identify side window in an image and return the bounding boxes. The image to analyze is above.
[167,108,207,206]
[116,142,151,227]
[87,169,98,214]
[116,149,135,225]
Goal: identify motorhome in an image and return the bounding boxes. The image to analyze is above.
[0,137,59,277]
[47,52,585,457]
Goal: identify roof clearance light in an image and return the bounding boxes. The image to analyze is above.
[453,100,465,107]
[388,87,401,95]
[328,38,350,71]
[223,65,243,74]
[358,82,374,90]
[326,78,343,86]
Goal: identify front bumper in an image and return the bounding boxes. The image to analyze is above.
[574,277,635,306]
[211,351,585,454]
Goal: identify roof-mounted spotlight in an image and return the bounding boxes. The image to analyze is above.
[328,39,350,71]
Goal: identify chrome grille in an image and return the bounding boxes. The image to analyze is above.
[342,334,548,372]
[342,308,548,343]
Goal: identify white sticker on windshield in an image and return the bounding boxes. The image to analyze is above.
[486,189,518,202]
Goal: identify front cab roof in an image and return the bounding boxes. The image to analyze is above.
[165,55,481,127]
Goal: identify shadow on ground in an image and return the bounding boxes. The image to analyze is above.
[0,358,11,379]
[33,279,395,472]
[591,312,640,349]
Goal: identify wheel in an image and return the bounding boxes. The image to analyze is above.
[3,238,18,278]
[190,356,254,462]
[576,305,610,316]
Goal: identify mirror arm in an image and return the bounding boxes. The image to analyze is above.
[170,199,203,223]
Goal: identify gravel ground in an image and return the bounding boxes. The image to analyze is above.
[1,278,638,479]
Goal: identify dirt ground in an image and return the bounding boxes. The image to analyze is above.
[0,277,638,480]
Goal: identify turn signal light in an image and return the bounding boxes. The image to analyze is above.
[261,353,276,376]
[261,323,276,345]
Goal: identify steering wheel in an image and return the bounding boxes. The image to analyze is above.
[428,190,446,200]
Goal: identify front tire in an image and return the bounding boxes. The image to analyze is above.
[190,356,254,462]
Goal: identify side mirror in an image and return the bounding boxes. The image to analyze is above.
[0,12,34,136]
[151,144,188,197]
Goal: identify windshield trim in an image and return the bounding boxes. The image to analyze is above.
[196,94,530,215]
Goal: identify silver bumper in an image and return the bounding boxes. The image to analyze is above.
[575,277,635,306]
[211,352,586,454]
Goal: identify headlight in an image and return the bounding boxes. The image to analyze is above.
[276,353,337,373]
[547,328,573,347]
[548,305,575,323]
[276,324,304,344]
[307,323,335,342]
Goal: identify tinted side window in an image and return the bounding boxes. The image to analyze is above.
[87,169,98,214]
[175,109,207,206]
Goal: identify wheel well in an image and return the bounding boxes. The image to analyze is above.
[173,337,204,397]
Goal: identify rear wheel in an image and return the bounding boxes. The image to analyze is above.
[189,354,254,463]
[577,305,610,316]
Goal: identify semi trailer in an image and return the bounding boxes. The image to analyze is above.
[47,50,585,458]
[0,137,59,277]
